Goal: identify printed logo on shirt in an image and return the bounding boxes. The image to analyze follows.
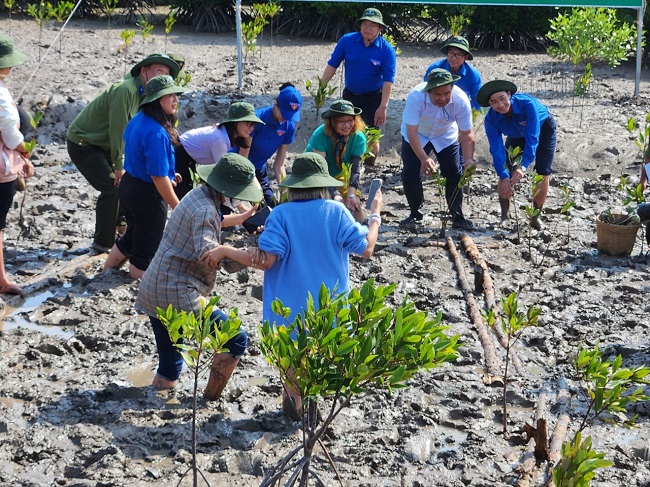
[277,130,286,137]
[371,59,381,66]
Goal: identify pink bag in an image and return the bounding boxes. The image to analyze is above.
[0,138,26,180]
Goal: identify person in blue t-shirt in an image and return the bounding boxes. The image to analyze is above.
[424,36,482,112]
[240,83,302,207]
[478,80,557,230]
[103,75,187,278]
[252,152,382,419]
[321,8,396,165]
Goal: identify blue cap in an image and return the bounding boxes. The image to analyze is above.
[277,86,302,123]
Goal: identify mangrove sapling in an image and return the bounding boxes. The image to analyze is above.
[3,0,15,35]
[252,1,281,48]
[362,126,382,164]
[48,1,73,60]
[163,10,176,53]
[626,112,650,158]
[258,280,460,486]
[523,171,543,263]
[483,292,541,436]
[447,11,472,36]
[27,1,52,62]
[305,77,336,120]
[136,17,154,58]
[241,14,267,65]
[119,29,136,76]
[156,296,245,487]
[431,169,451,237]
[99,0,119,36]
[559,181,576,244]
[552,345,650,485]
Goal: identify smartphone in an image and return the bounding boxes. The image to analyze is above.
[366,178,382,210]
[242,205,271,234]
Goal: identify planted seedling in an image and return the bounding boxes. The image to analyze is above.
[164,9,176,53]
[626,112,650,159]
[305,76,336,119]
[99,0,119,33]
[242,15,266,64]
[119,29,136,75]
[252,1,281,47]
[552,431,613,487]
[258,279,460,486]
[156,296,245,487]
[362,125,382,164]
[483,292,541,436]
[48,1,73,60]
[136,17,154,58]
[27,1,52,61]
[3,0,16,34]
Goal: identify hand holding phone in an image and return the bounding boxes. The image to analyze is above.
[366,178,382,210]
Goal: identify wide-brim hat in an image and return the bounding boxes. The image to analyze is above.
[131,53,180,79]
[0,35,27,69]
[321,99,362,119]
[195,153,263,202]
[280,153,343,189]
[222,102,264,124]
[140,75,187,106]
[477,80,518,107]
[441,36,473,60]
[356,7,386,27]
[277,86,303,123]
[421,69,460,92]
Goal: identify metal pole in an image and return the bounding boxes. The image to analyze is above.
[236,0,243,90]
[635,5,644,97]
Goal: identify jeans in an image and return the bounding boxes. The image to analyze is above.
[150,309,248,381]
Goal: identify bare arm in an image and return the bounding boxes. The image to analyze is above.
[151,175,180,209]
[239,146,250,158]
[322,65,337,84]
[360,189,383,259]
[374,81,393,127]
[458,128,476,168]
[273,145,288,184]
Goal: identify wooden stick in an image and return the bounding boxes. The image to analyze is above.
[517,390,550,487]
[445,236,502,382]
[460,234,524,374]
[549,377,571,464]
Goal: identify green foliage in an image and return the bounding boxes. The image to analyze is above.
[164,9,177,35]
[29,110,43,130]
[447,10,472,36]
[362,126,382,163]
[305,76,336,119]
[626,112,650,158]
[49,0,72,22]
[552,431,614,487]
[27,1,50,26]
[574,344,650,430]
[241,16,266,60]
[120,29,136,47]
[99,0,118,19]
[260,279,459,401]
[574,62,592,97]
[547,8,635,68]
[23,139,36,153]
[382,33,401,55]
[560,181,576,241]
[484,292,541,435]
[175,71,191,87]
[137,16,154,43]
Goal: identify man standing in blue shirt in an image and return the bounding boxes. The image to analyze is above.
[478,80,557,230]
[321,8,396,165]
[241,83,302,207]
[424,36,482,111]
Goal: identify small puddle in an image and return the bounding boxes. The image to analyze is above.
[127,363,156,387]
[248,376,269,387]
[0,291,74,340]
[404,424,468,463]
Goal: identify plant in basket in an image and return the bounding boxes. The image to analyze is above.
[596,175,644,256]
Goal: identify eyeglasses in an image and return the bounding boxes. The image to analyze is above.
[447,51,466,59]
[334,118,355,126]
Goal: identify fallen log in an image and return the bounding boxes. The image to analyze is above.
[460,234,524,375]
[445,236,502,383]
[517,390,550,487]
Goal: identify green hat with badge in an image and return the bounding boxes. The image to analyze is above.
[131,53,180,79]
[196,153,263,202]
[356,7,386,27]
[0,35,27,69]
[140,75,187,106]
[280,153,343,189]
[321,99,362,119]
[222,102,264,125]
[477,80,518,107]
[421,68,460,92]
[441,36,473,60]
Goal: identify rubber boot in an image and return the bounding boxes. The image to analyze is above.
[447,185,474,230]
[401,181,424,225]
[204,354,239,401]
[499,198,510,223]
[531,203,544,231]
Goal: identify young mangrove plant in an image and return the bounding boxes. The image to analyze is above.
[27,1,52,62]
[552,344,650,485]
[3,0,16,34]
[305,76,337,119]
[164,9,177,53]
[483,292,541,436]
[48,1,73,60]
[156,296,245,487]
[258,279,460,486]
[99,0,119,32]
[626,112,650,159]
[362,125,383,164]
[136,17,154,58]
[119,29,136,76]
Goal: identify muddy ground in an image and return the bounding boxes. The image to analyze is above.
[0,15,649,487]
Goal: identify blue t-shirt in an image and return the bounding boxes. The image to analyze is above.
[423,59,482,111]
[327,32,396,94]
[305,125,366,179]
[258,198,369,334]
[123,111,175,183]
[246,106,296,170]
[484,93,549,179]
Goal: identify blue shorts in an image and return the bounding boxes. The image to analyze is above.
[505,113,556,176]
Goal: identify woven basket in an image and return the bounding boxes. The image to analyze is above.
[596,214,641,256]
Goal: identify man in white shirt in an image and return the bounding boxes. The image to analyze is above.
[400,68,476,229]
